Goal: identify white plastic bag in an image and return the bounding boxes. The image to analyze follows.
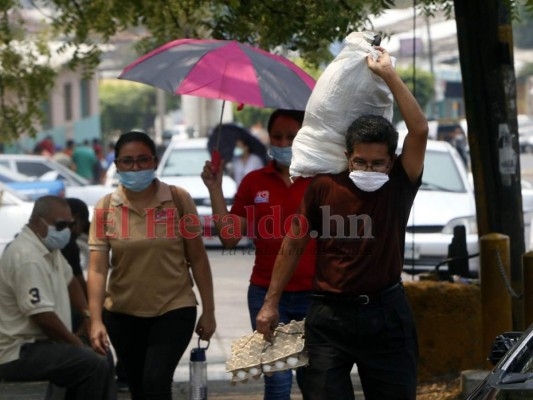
[290,31,395,178]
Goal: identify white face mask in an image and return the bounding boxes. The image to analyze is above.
[40,217,71,250]
[349,171,389,192]
[42,225,71,250]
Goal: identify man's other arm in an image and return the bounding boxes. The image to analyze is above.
[256,220,310,341]
[368,47,429,182]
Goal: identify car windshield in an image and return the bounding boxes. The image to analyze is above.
[38,161,89,186]
[0,165,31,183]
[421,150,466,193]
[160,148,208,177]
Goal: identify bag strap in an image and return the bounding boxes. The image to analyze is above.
[103,185,183,233]
[169,185,185,218]
[102,186,183,215]
[103,193,111,210]
[169,185,192,267]
[101,187,192,267]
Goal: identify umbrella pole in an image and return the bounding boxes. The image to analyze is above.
[211,100,225,173]
[216,100,225,150]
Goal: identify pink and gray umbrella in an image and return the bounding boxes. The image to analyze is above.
[118,38,316,111]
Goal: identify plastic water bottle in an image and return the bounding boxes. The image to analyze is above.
[189,338,209,400]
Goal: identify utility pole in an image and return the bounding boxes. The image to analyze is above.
[454,0,525,330]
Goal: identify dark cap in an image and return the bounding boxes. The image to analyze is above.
[190,347,206,362]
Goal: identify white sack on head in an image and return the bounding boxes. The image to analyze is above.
[290,31,395,178]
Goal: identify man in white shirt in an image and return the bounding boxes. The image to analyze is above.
[0,196,116,400]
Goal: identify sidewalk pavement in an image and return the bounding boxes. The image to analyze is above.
[0,376,363,399]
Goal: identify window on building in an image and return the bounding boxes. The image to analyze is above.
[80,80,91,117]
[64,83,72,121]
[41,99,52,129]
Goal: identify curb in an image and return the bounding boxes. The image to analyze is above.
[0,367,487,400]
[0,364,364,400]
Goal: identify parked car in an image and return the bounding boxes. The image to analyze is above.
[403,139,479,275]
[157,137,241,247]
[402,139,533,277]
[518,115,533,154]
[0,154,112,206]
[0,164,65,200]
[466,324,533,399]
[0,183,34,255]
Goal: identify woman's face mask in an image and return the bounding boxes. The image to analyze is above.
[269,145,293,166]
[118,169,155,192]
[233,147,245,158]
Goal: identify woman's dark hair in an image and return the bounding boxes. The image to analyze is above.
[114,131,157,159]
[66,197,90,234]
[66,198,89,221]
[267,109,305,133]
[345,115,398,157]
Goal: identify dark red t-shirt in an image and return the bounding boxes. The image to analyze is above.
[300,156,420,295]
[230,161,316,291]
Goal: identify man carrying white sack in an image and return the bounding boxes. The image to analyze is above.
[289,31,396,178]
[256,46,428,400]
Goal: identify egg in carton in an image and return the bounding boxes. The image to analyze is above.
[260,319,308,374]
[226,331,266,383]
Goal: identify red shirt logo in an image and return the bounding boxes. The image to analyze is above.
[254,190,269,203]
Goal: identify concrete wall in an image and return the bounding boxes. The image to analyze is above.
[405,281,485,382]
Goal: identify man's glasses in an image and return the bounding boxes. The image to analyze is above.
[41,217,75,231]
[350,158,390,173]
[115,155,155,170]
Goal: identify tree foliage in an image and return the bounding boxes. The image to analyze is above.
[2,0,533,144]
[394,67,435,124]
[99,81,180,141]
[0,2,56,142]
[513,3,533,48]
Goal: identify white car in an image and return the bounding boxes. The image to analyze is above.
[403,139,533,277]
[0,183,34,255]
[0,154,112,206]
[157,137,241,247]
[403,139,480,276]
[105,137,241,247]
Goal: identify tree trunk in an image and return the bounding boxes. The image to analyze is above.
[454,0,525,330]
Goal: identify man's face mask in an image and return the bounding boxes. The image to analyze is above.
[348,153,393,192]
[349,170,389,192]
[40,217,72,250]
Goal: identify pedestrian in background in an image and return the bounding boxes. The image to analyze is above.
[53,139,76,171]
[448,125,469,167]
[231,138,265,186]
[105,141,116,170]
[202,109,316,400]
[34,135,55,156]
[88,131,216,400]
[72,140,98,182]
[0,196,116,399]
[61,197,90,332]
[257,46,428,400]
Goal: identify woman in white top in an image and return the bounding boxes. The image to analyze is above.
[232,139,265,186]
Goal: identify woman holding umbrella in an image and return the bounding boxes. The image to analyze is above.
[202,109,316,399]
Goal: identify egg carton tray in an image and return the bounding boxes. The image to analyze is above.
[226,319,308,383]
